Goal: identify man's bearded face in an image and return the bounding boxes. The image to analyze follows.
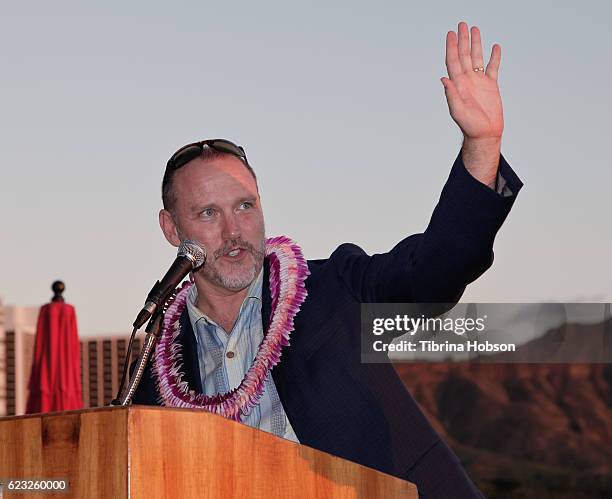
[161,155,265,292]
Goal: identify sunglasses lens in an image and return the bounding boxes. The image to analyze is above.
[209,140,245,159]
[171,144,203,169]
[168,139,248,172]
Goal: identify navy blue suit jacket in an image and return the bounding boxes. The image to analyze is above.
[132,153,523,498]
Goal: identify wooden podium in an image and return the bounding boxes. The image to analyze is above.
[0,406,417,498]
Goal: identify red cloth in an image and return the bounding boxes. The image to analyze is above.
[26,302,83,413]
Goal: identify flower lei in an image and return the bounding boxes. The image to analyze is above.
[153,236,309,421]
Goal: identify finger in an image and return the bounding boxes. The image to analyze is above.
[485,43,502,80]
[440,77,463,118]
[470,26,485,72]
[445,31,463,79]
[457,21,472,71]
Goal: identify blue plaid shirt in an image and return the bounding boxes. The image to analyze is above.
[186,270,299,442]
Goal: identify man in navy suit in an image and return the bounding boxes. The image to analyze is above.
[133,22,523,498]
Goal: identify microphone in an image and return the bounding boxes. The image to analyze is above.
[133,240,206,329]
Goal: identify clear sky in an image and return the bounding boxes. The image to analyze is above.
[1,1,610,337]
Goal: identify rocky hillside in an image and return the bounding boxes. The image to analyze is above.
[393,320,612,498]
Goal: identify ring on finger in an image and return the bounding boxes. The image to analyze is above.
[473,66,485,73]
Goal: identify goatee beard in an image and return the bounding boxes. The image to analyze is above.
[201,238,265,291]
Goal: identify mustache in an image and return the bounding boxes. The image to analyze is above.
[214,239,262,259]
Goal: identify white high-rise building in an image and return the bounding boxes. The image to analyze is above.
[0,301,38,416]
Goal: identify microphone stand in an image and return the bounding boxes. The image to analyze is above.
[111,240,204,407]
[113,309,165,406]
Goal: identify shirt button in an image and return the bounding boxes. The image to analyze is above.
[226,351,235,359]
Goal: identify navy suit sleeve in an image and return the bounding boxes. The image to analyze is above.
[332,152,523,303]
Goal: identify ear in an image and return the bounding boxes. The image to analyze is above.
[159,209,181,247]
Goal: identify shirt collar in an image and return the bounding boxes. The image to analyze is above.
[186,268,263,330]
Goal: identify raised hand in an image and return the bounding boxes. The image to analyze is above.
[442,22,503,186]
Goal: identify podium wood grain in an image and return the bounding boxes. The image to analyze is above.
[0,406,417,498]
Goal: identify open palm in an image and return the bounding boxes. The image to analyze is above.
[442,22,504,140]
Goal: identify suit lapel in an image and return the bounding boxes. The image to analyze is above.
[176,308,203,393]
[262,257,272,334]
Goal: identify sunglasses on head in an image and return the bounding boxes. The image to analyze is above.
[166,138,249,171]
